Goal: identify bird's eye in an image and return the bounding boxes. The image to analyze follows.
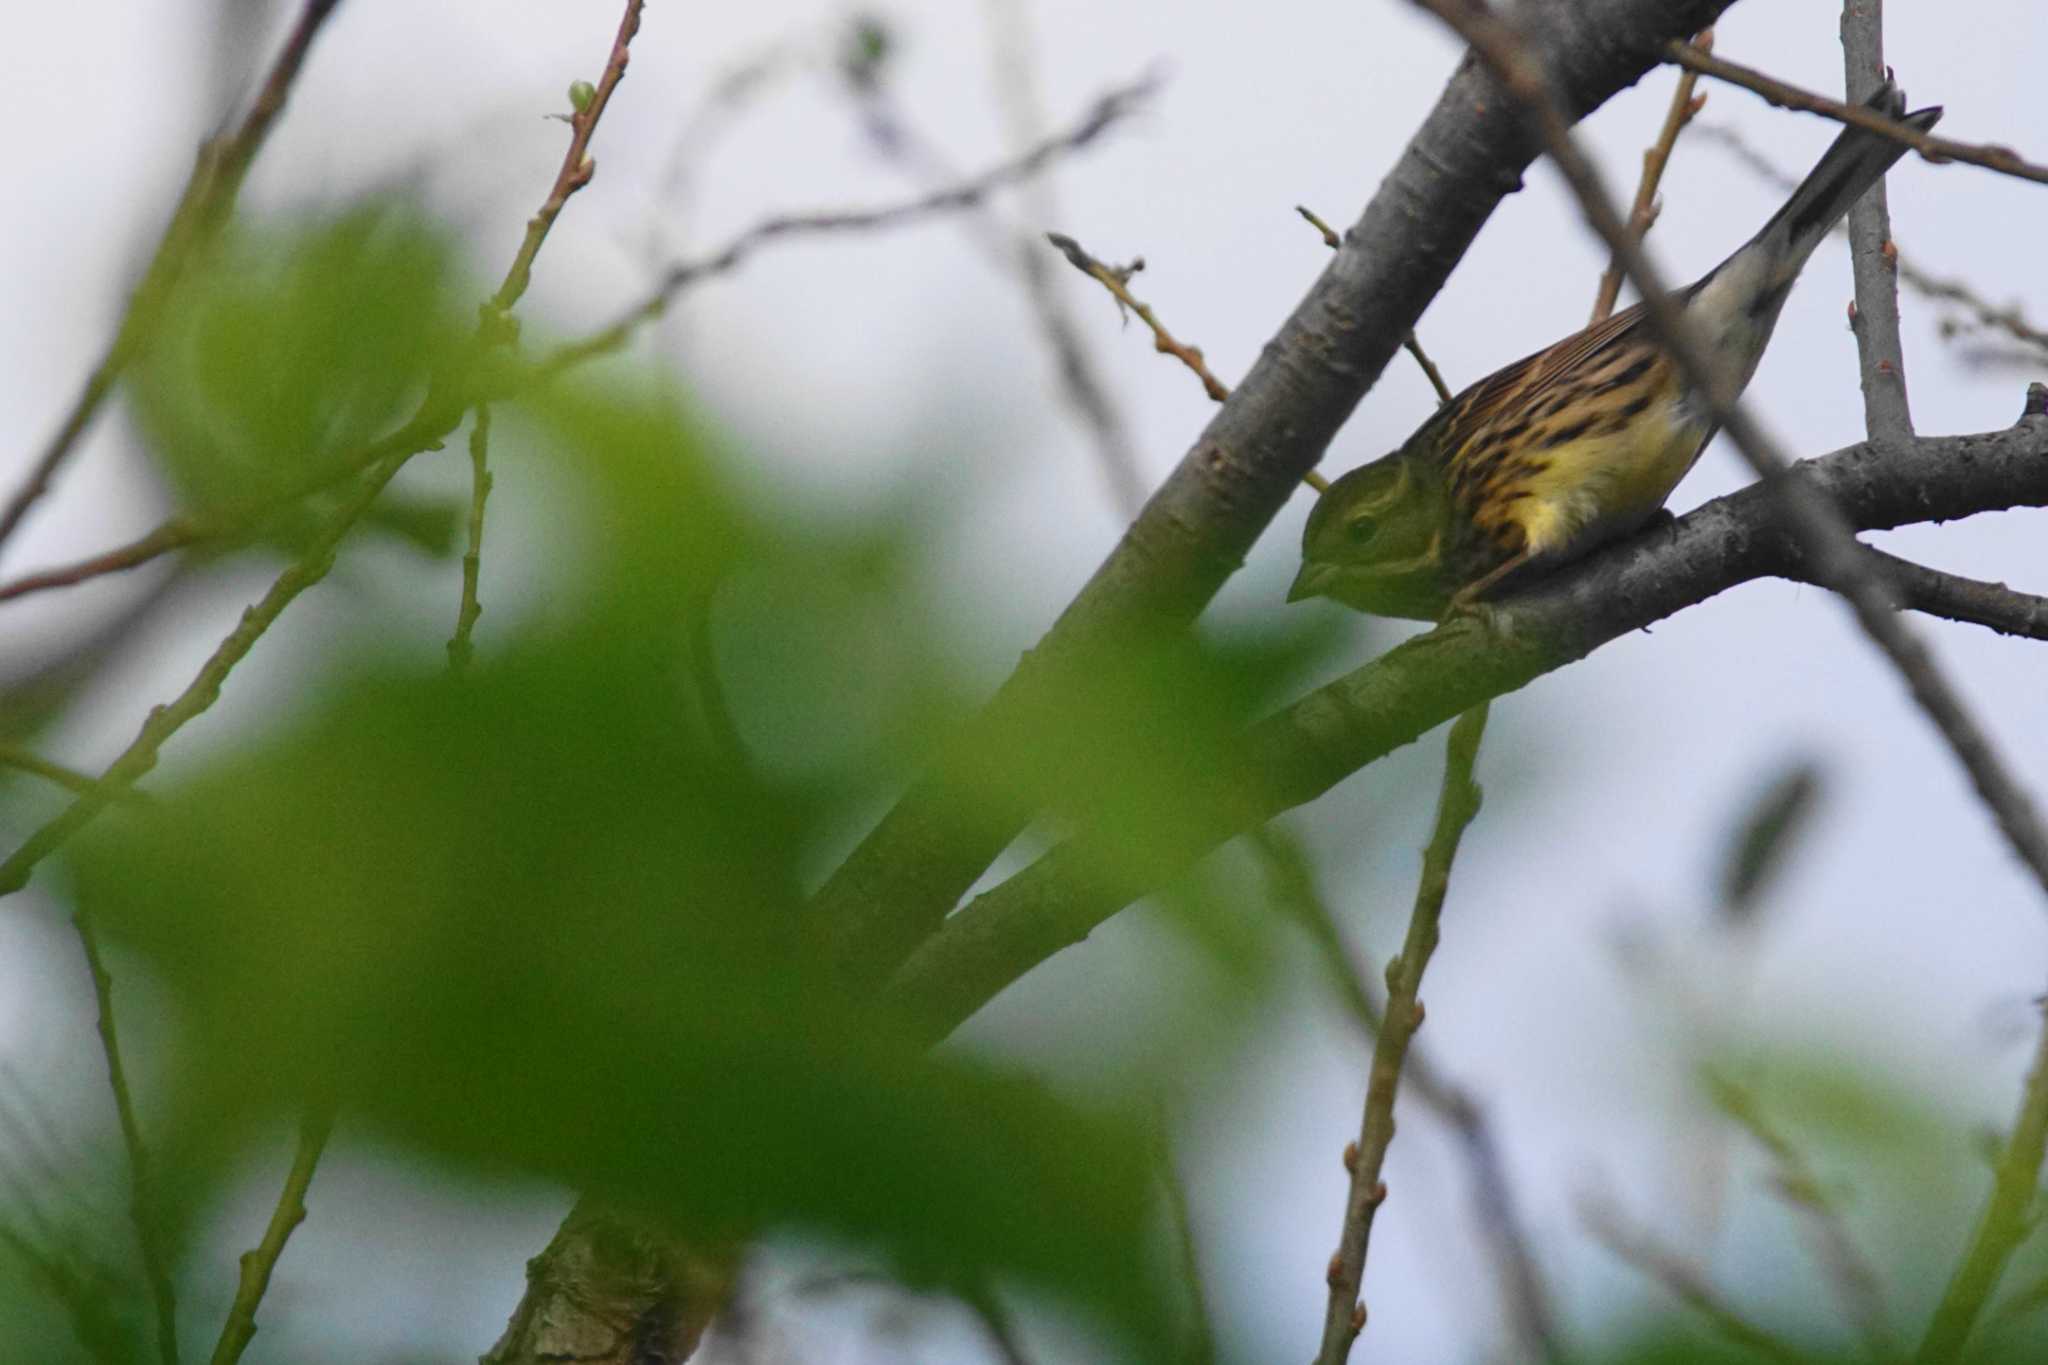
[1347,517,1377,544]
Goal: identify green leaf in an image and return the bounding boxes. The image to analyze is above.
[128,200,468,550]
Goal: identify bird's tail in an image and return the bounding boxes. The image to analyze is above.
[1745,80,1943,283]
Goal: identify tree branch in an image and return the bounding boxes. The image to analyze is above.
[883,416,2048,1042]
[809,0,1740,995]
[1666,39,2048,187]
[1591,31,1708,325]
[1842,549,2048,643]
[1839,0,1915,443]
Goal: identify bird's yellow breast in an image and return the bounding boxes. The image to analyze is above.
[1515,398,1705,557]
[1468,361,1705,564]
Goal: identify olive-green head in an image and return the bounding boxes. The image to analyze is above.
[1288,451,1453,621]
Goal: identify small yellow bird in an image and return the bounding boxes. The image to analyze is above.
[1289,81,1941,620]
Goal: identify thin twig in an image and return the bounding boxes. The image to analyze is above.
[539,74,1158,379]
[489,0,644,314]
[1591,30,1709,325]
[0,453,414,895]
[1690,122,2048,362]
[1846,549,2048,643]
[76,912,179,1365]
[1917,1004,2048,1363]
[0,0,346,559]
[1044,232,1231,402]
[1256,828,1562,1363]
[1665,40,2048,187]
[0,746,149,804]
[1840,1,1914,443]
[446,406,493,673]
[207,1106,334,1365]
[1418,0,2048,917]
[844,35,1148,517]
[1710,1072,1898,1359]
[1043,225,1346,494]
[1315,703,1489,1365]
[1296,205,1455,407]
[1582,1193,1812,1365]
[0,77,1149,611]
[0,412,438,608]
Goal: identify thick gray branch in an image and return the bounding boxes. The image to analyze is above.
[885,416,2048,1042]
[809,0,1738,991]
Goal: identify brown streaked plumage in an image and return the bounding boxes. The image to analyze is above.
[1291,80,1942,621]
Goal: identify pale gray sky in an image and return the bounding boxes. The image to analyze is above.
[2,2,2045,1361]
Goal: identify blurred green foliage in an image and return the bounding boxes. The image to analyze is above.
[127,203,469,556]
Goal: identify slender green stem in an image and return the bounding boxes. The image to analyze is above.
[208,1107,335,1365]
[1915,1008,2048,1362]
[447,406,494,673]
[76,910,179,1365]
[1314,702,1489,1365]
[0,450,422,896]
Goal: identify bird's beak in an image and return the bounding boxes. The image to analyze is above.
[1287,562,1333,604]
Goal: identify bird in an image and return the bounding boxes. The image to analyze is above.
[1288,80,1942,621]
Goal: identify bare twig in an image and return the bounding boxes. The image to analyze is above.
[489,1,643,314]
[1296,205,1455,407]
[1583,1194,1812,1365]
[446,406,493,672]
[1044,233,1231,402]
[1417,0,2048,917]
[0,78,1145,613]
[1710,1073,1897,1359]
[1044,229,1337,496]
[1591,31,1709,324]
[1666,40,2048,187]
[1840,1,1914,443]
[541,74,1157,379]
[0,0,346,558]
[208,1107,334,1365]
[1315,703,1488,1365]
[1257,829,1562,1363]
[76,912,179,1365]
[841,32,1147,517]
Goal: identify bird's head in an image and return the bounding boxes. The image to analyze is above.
[1288,450,1453,621]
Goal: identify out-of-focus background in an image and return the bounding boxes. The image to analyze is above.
[2,2,2045,1361]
